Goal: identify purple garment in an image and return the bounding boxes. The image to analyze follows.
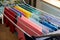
[9,8,24,16]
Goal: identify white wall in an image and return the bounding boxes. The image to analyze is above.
[36,0,60,17]
[36,0,42,9]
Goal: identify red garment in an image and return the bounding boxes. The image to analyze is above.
[15,28,26,40]
[4,7,16,33]
[3,15,9,27]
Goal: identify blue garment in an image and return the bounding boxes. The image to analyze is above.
[30,18,54,34]
[41,14,60,28]
[30,14,58,31]
[40,20,58,31]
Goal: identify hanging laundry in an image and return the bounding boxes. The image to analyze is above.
[4,7,10,26]
[31,15,58,31]
[10,7,55,34]
[15,5,58,31]
[9,8,22,19]
[14,5,41,22]
[19,4,36,13]
[17,16,43,36]
[10,8,24,16]
[9,8,26,40]
[4,7,16,23]
[40,20,58,31]
[14,6,32,18]
[4,7,17,33]
[11,8,50,34]
[24,4,41,14]
[19,4,42,16]
[9,9,43,36]
[30,18,54,34]
[4,6,42,36]
[3,2,60,40]
[41,13,60,28]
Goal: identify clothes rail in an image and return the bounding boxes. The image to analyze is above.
[4,0,60,37]
[4,12,60,39]
[41,13,60,27]
[4,6,60,38]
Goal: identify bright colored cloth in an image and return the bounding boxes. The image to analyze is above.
[17,16,43,36]
[4,7,16,33]
[14,6,32,18]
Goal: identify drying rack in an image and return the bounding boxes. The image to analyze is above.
[2,0,60,40]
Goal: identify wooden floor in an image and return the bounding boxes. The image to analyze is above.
[0,24,18,40]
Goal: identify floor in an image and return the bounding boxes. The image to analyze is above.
[0,22,18,40]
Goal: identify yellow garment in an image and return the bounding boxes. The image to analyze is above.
[14,6,32,18]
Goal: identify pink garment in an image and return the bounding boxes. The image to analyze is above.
[16,16,43,37]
